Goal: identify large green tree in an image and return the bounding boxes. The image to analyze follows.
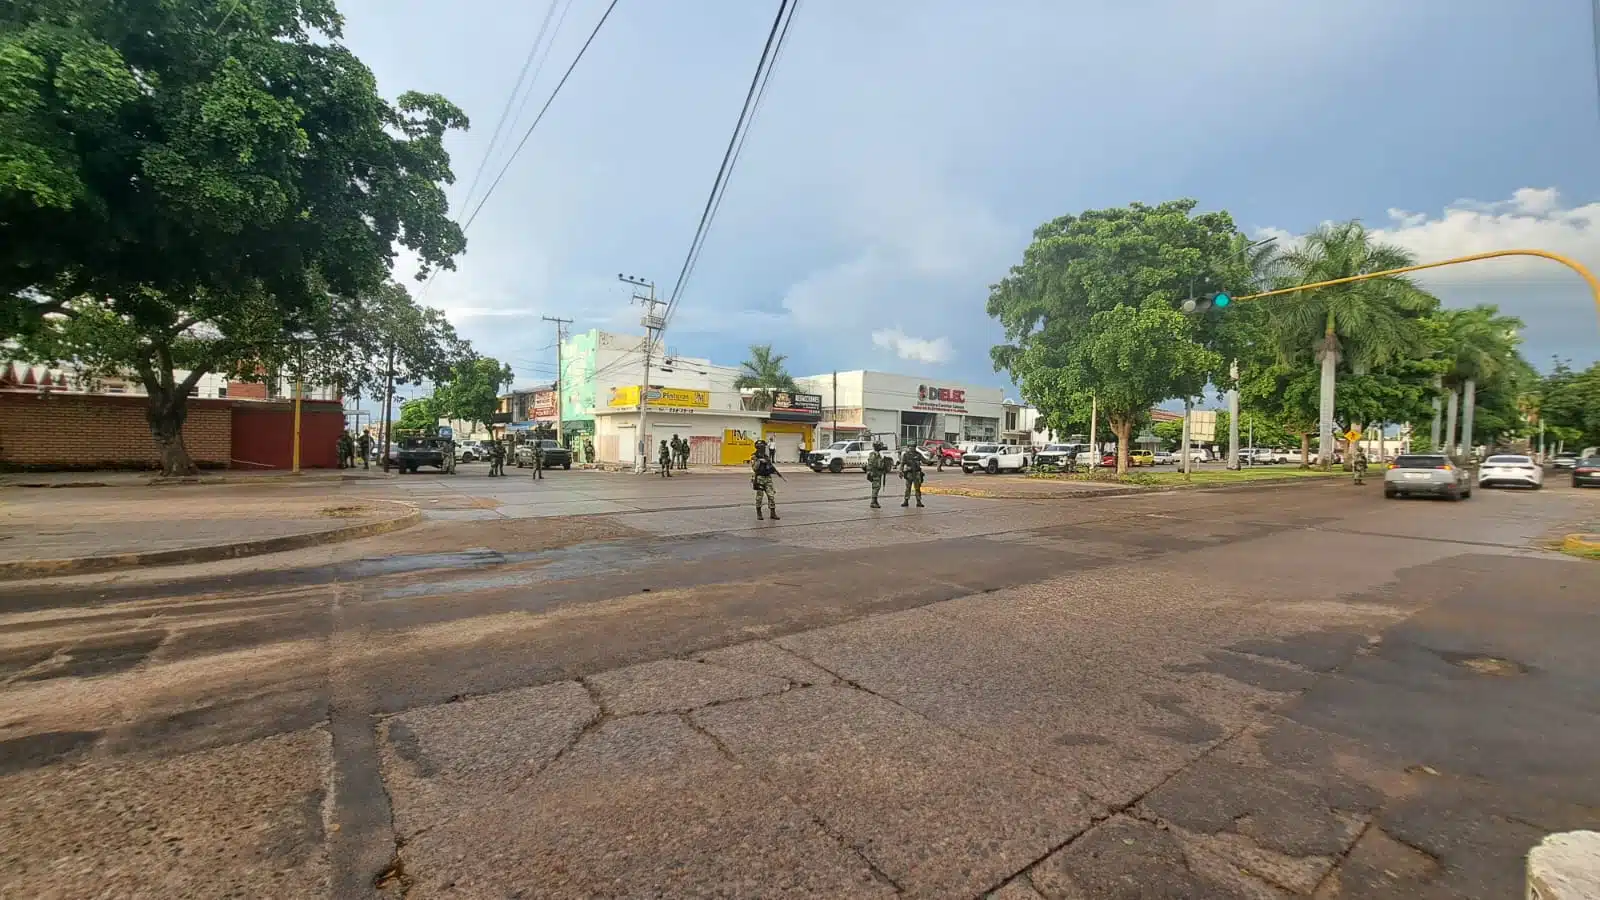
[2,0,467,473]
[734,343,797,408]
[1261,222,1437,466]
[988,200,1244,473]
[433,355,513,433]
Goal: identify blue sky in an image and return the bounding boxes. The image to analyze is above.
[341,0,1600,398]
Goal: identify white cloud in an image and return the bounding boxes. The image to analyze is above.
[872,327,953,364]
[1258,188,1600,287]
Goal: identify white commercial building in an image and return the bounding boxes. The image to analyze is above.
[796,371,1006,447]
[571,331,821,466]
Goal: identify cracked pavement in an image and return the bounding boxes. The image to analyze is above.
[1,470,1598,898]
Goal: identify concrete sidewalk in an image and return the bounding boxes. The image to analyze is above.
[0,468,389,488]
[0,484,416,578]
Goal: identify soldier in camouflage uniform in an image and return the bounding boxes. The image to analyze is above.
[900,444,925,508]
[866,442,888,509]
[751,439,780,519]
[488,438,505,476]
[530,439,544,480]
[658,439,673,477]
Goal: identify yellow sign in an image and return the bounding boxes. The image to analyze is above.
[721,429,756,465]
[607,386,710,409]
[1344,429,1363,443]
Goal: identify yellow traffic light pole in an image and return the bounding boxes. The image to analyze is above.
[1236,248,1600,323]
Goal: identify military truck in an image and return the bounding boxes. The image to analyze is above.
[391,429,455,474]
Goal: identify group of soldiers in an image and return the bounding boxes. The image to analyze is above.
[744,438,925,520]
[336,430,374,469]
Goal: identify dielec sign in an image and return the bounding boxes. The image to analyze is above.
[914,385,967,412]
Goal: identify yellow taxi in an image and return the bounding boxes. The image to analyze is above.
[1128,450,1155,467]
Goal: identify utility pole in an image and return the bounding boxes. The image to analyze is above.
[831,370,838,444]
[1181,398,1193,479]
[1088,393,1097,467]
[1226,359,1240,470]
[380,344,396,473]
[618,274,660,473]
[542,315,572,446]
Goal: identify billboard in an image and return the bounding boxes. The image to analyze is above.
[768,391,822,422]
[532,389,558,421]
[607,385,711,410]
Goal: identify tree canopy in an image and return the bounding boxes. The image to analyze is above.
[2,0,468,473]
[987,200,1239,471]
[433,356,514,431]
[734,343,797,407]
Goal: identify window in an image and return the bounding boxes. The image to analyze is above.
[217,386,227,398]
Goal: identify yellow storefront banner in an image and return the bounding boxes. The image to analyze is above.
[607,386,711,409]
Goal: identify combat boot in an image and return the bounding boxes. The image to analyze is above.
[870,501,880,509]
[901,500,909,507]
[756,508,764,520]
[916,500,924,508]
[768,508,779,520]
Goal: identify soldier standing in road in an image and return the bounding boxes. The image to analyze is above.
[530,439,544,480]
[584,437,595,466]
[1353,448,1368,485]
[658,439,674,477]
[679,436,690,470]
[357,431,373,469]
[866,442,888,509]
[488,438,505,476]
[337,431,355,469]
[900,444,925,508]
[751,439,780,520]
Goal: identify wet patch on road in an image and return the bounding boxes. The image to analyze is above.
[0,729,101,775]
[14,632,165,681]
[1434,650,1529,676]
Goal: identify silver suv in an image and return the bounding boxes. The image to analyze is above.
[1384,453,1472,501]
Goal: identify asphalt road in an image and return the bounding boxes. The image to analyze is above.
[1,470,1597,899]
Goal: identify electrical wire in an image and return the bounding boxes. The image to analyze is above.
[666,0,799,334]
[658,0,798,336]
[494,0,578,177]
[455,0,563,218]
[460,0,621,234]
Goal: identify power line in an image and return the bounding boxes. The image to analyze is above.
[668,0,798,334]
[496,0,579,176]
[460,0,621,234]
[455,0,563,217]
[658,0,798,335]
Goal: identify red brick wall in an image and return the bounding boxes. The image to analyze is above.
[227,381,269,400]
[0,392,232,470]
[230,401,344,470]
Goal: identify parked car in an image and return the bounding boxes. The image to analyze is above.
[1477,454,1542,490]
[392,434,451,474]
[1128,450,1155,467]
[456,440,488,463]
[1552,452,1580,470]
[919,439,965,468]
[1572,456,1600,488]
[514,439,572,470]
[1034,443,1087,469]
[962,443,1031,474]
[1184,448,1211,463]
[1384,453,1472,500]
[1151,450,1175,465]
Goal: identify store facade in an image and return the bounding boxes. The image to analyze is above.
[590,385,823,467]
[796,370,1004,446]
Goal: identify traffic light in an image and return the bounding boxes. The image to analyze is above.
[1181,292,1233,313]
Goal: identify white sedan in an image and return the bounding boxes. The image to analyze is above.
[1477,454,1543,490]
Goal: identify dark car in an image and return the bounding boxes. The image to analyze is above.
[515,439,572,470]
[1573,456,1600,488]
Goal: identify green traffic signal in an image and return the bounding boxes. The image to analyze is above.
[1181,292,1234,314]
[1212,292,1231,307]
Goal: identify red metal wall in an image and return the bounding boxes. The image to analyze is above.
[230,400,345,470]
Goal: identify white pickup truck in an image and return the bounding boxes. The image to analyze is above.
[962,443,1032,474]
[809,440,898,474]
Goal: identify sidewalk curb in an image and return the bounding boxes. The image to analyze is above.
[1,471,393,489]
[922,474,1343,501]
[0,501,421,581]
[1527,830,1600,898]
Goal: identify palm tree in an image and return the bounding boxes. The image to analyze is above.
[1265,222,1438,466]
[735,343,797,408]
[1437,305,1522,456]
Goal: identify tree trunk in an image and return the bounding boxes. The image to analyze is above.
[1460,378,1476,459]
[146,388,196,477]
[1316,330,1339,469]
[1444,388,1459,456]
[1111,417,1133,475]
[1429,376,1442,450]
[1299,432,1311,468]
